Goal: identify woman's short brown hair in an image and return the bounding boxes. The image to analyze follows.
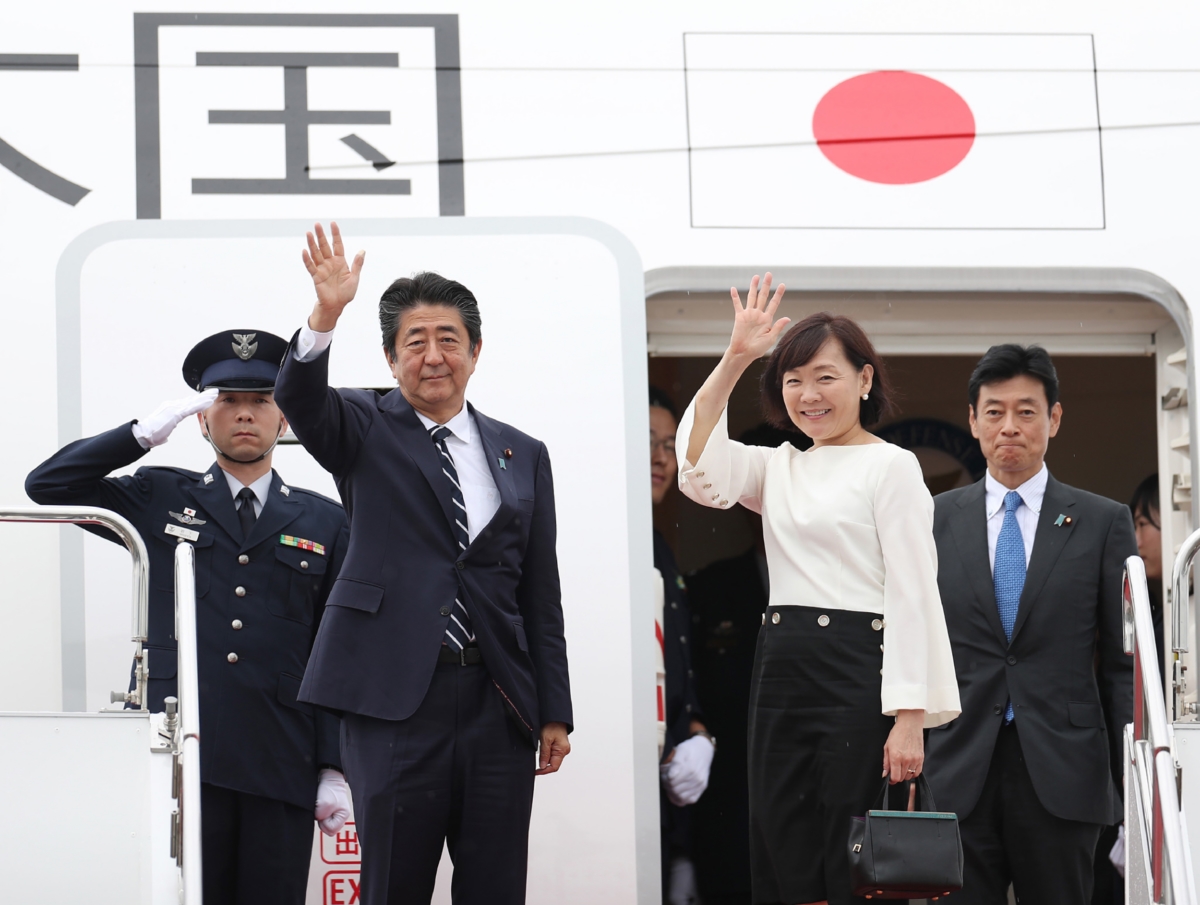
[760,312,896,430]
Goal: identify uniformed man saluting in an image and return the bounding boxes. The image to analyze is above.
[25,330,351,905]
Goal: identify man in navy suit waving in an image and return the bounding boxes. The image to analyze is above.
[275,223,573,905]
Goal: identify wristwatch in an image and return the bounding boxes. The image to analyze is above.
[691,730,717,751]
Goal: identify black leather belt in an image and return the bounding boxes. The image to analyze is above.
[439,644,483,665]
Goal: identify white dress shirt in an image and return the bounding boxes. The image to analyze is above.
[294,323,499,542]
[984,464,1047,575]
[676,403,961,727]
[222,469,273,518]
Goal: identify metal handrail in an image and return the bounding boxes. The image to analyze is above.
[1125,555,1197,905]
[174,542,202,903]
[1171,528,1200,720]
[0,505,149,709]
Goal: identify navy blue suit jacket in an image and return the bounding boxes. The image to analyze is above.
[25,424,348,810]
[274,342,572,743]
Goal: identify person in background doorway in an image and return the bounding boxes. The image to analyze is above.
[686,423,806,905]
[1130,474,1165,661]
[924,344,1136,905]
[25,330,351,905]
[651,385,714,905]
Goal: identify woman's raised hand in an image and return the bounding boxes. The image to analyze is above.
[728,273,790,361]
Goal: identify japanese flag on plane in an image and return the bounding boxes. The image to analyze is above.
[684,33,1104,229]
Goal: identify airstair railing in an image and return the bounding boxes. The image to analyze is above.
[1125,555,1197,905]
[174,541,203,903]
[0,506,149,709]
[1171,528,1200,721]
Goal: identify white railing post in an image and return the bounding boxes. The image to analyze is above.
[174,542,202,903]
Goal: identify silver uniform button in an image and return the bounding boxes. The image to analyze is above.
[235,586,246,598]
[771,612,781,625]
[817,614,830,627]
[871,619,884,632]
[232,620,243,630]
[238,554,249,565]
[227,652,238,663]
[761,612,766,625]
[300,560,309,569]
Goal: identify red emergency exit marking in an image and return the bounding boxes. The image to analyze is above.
[324,870,361,905]
[321,821,361,865]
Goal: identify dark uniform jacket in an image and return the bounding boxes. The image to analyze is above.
[924,473,1136,826]
[685,545,767,900]
[25,423,348,810]
[274,342,572,743]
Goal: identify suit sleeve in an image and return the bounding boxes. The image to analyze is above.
[274,332,372,477]
[312,517,350,772]
[1098,503,1137,790]
[25,423,154,544]
[516,442,573,731]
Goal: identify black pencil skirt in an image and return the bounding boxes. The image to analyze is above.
[748,604,896,905]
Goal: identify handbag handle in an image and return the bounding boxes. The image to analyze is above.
[871,773,940,812]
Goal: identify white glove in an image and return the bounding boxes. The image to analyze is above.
[315,768,352,836]
[1109,823,1126,877]
[132,388,219,449]
[660,734,714,807]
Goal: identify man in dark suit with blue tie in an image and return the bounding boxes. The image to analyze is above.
[923,345,1136,905]
[274,223,573,905]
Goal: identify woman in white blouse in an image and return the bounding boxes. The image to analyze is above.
[677,274,960,905]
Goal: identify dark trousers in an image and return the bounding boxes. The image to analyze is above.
[956,724,1103,905]
[341,660,537,905]
[200,782,313,905]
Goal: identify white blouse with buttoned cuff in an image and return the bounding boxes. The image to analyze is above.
[676,402,961,729]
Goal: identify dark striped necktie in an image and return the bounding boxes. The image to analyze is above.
[430,425,475,650]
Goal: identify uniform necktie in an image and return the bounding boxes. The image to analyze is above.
[994,490,1026,723]
[235,487,257,542]
[430,425,475,650]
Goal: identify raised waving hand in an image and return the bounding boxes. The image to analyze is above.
[303,222,365,332]
[728,273,790,361]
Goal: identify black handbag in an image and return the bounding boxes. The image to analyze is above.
[848,774,964,900]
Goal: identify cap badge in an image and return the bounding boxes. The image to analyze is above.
[170,510,207,526]
[232,333,258,361]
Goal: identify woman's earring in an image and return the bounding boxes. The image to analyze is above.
[861,393,870,401]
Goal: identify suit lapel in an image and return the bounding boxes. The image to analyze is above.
[186,466,242,542]
[1010,475,1077,644]
[242,471,303,552]
[471,406,518,543]
[949,479,1010,649]
[378,389,459,538]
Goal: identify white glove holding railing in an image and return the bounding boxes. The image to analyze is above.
[315,768,352,835]
[660,734,715,807]
[132,389,219,449]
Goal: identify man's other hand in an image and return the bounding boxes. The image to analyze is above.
[315,768,352,836]
[303,221,365,332]
[132,388,219,449]
[536,722,571,775]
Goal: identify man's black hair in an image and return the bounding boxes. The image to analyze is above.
[379,272,482,361]
[968,344,1060,409]
[649,385,678,421]
[1130,474,1161,529]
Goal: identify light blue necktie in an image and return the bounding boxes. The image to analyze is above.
[994,490,1026,723]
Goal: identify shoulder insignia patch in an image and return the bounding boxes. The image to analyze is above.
[280,535,325,556]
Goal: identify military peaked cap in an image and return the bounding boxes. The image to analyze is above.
[182,330,289,392]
